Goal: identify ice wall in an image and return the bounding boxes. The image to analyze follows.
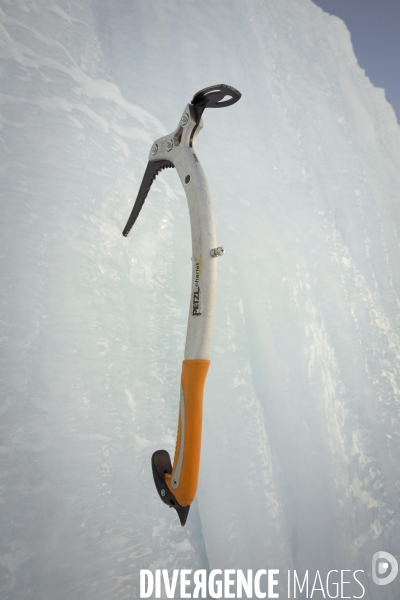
[1,0,400,598]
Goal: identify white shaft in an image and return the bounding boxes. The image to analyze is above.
[175,151,217,360]
[148,104,218,360]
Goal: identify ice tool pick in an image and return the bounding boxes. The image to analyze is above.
[122,84,242,526]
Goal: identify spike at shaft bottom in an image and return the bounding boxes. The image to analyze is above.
[151,450,190,526]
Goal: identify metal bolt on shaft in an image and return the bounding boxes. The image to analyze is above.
[210,247,225,258]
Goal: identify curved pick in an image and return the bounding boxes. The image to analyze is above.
[122,160,174,237]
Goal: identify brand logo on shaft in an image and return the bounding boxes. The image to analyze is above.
[192,260,202,316]
[372,551,398,586]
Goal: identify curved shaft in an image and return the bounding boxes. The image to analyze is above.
[177,146,218,360]
[148,105,217,507]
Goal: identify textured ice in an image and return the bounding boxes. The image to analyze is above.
[1,0,400,598]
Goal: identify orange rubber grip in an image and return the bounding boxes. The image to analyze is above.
[165,359,210,507]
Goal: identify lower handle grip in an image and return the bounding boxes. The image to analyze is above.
[151,359,210,525]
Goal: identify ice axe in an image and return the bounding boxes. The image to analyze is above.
[122,84,242,525]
